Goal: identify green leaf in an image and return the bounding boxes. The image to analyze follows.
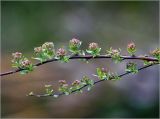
[126,62,138,74]
[60,56,69,63]
[45,85,54,95]
[86,50,93,54]
[81,50,85,56]
[58,84,71,95]
[69,41,82,55]
[110,73,121,80]
[65,92,70,95]
[96,68,107,80]
[86,48,101,57]
[143,60,153,66]
[106,47,122,63]
[127,48,136,56]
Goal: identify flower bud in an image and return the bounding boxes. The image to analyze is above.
[34,47,42,53]
[45,85,52,88]
[12,52,22,59]
[72,80,80,86]
[81,76,90,84]
[127,42,136,55]
[59,80,67,86]
[101,68,108,73]
[56,48,66,56]
[112,49,118,53]
[42,42,54,50]
[150,48,160,56]
[89,42,99,50]
[69,38,81,46]
[112,49,120,55]
[127,42,136,50]
[21,59,31,67]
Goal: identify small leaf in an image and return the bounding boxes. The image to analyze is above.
[126,62,138,74]
[65,92,70,95]
[28,91,34,96]
[143,60,153,66]
[81,50,85,56]
[86,50,93,54]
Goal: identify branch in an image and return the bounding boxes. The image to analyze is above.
[0,55,158,76]
[29,62,159,98]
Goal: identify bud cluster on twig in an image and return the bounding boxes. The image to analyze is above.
[1,38,159,98]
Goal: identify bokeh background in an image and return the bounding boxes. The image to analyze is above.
[1,1,159,118]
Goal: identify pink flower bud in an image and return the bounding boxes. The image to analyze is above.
[42,42,54,50]
[112,49,118,53]
[56,48,66,56]
[127,42,136,50]
[150,48,160,56]
[59,80,67,85]
[101,68,108,73]
[21,59,31,67]
[34,47,42,53]
[12,52,22,59]
[72,80,80,86]
[62,84,69,88]
[70,38,81,46]
[112,49,120,55]
[89,42,99,50]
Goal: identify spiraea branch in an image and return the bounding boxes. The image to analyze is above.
[1,38,160,98]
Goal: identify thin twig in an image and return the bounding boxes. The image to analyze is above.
[0,55,158,76]
[29,63,159,98]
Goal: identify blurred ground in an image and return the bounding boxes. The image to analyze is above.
[1,1,159,118]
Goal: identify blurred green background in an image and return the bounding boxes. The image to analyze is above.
[1,1,159,118]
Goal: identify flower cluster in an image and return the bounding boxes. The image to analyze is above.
[21,59,31,67]
[12,52,22,59]
[12,52,33,74]
[56,48,66,56]
[33,42,55,62]
[70,80,82,92]
[58,80,70,95]
[56,48,69,63]
[58,76,95,95]
[71,80,80,86]
[106,47,122,63]
[42,42,54,50]
[127,42,136,56]
[69,38,82,55]
[86,42,101,57]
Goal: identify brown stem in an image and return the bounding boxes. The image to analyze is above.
[1,55,158,76]
[29,62,159,98]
